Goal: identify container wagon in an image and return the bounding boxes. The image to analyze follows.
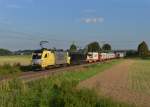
[69,51,87,65]
[86,52,99,63]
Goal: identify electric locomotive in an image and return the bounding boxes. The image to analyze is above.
[32,49,70,69]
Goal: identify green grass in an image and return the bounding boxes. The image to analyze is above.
[0,55,31,77]
[129,59,150,95]
[63,60,120,81]
[0,64,21,77]
[0,78,132,107]
[0,55,31,66]
[0,59,134,107]
[0,63,32,77]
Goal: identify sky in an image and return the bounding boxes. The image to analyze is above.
[0,0,150,50]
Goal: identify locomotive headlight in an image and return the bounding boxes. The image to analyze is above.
[37,59,42,64]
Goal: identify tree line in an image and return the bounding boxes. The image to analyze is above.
[70,41,150,58]
[0,41,149,57]
[0,48,12,56]
[70,42,112,53]
[0,49,33,56]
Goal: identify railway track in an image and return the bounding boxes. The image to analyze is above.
[0,62,104,83]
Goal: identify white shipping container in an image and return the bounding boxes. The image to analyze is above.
[105,53,116,60]
[100,53,107,60]
[87,52,99,62]
[116,52,125,58]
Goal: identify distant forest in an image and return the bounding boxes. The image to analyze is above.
[0,48,138,57]
[0,49,12,56]
[0,48,33,56]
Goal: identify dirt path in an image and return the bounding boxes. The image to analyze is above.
[79,59,150,107]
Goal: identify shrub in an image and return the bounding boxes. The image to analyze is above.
[0,64,21,76]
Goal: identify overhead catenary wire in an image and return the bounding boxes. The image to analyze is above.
[0,29,145,43]
[0,28,148,49]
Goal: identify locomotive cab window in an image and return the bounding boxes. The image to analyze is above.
[44,54,48,58]
[32,53,42,59]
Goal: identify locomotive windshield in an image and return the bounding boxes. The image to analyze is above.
[32,50,43,59]
[32,53,42,59]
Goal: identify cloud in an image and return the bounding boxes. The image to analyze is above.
[6,4,21,8]
[81,17,104,24]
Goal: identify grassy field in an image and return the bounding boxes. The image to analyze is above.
[0,55,31,65]
[0,55,31,77]
[129,59,150,95]
[0,64,21,77]
[0,59,134,107]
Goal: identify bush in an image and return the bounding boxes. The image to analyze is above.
[50,80,99,107]
[0,64,21,76]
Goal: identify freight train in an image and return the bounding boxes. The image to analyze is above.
[32,49,125,70]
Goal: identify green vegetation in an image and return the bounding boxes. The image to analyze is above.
[0,78,132,107]
[0,60,133,107]
[0,64,21,76]
[87,41,101,52]
[63,61,119,81]
[0,48,12,56]
[0,63,32,77]
[102,43,112,51]
[125,50,138,58]
[0,55,31,77]
[129,59,150,95]
[0,55,31,65]
[137,41,149,57]
[70,42,77,52]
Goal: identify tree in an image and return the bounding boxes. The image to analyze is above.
[102,44,111,51]
[70,43,77,52]
[138,41,149,57]
[0,48,12,56]
[87,42,101,52]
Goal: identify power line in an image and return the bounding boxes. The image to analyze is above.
[0,28,149,47]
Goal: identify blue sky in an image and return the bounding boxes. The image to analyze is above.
[0,0,150,50]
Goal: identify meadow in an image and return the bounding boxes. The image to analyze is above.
[0,55,31,77]
[0,60,134,107]
[0,55,31,66]
[129,59,150,95]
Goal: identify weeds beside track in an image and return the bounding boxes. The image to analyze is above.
[0,59,133,107]
[0,60,120,82]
